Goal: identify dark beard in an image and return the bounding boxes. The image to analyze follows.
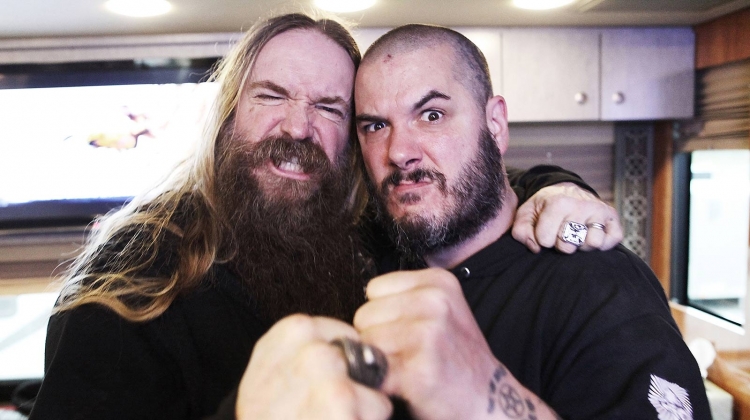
[369,127,506,267]
[215,130,369,324]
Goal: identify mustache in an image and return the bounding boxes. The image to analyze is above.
[240,134,333,176]
[380,167,447,194]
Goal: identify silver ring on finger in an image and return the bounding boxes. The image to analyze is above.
[587,222,606,231]
[330,337,388,389]
[560,221,587,247]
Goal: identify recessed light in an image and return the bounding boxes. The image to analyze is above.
[105,0,172,17]
[314,0,376,13]
[512,0,576,10]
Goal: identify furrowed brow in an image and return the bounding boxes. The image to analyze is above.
[317,96,349,107]
[248,80,290,96]
[355,113,385,125]
[413,90,451,111]
[317,96,351,115]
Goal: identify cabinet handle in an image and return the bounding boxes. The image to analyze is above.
[612,92,625,104]
[574,92,587,104]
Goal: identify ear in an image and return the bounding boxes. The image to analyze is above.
[485,95,509,154]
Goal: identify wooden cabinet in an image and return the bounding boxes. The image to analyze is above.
[500,27,694,122]
[601,28,695,120]
[352,26,695,122]
[501,28,600,122]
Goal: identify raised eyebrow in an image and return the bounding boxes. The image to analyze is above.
[248,80,289,97]
[414,90,451,111]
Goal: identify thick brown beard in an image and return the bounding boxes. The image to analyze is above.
[215,128,369,323]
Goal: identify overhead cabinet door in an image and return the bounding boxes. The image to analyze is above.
[601,28,695,121]
[501,28,600,122]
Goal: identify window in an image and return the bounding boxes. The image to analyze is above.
[684,149,750,325]
[671,58,750,326]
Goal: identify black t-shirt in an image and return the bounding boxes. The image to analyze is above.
[437,235,711,419]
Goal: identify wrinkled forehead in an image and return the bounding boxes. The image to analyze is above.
[251,28,356,101]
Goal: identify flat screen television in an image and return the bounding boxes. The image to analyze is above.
[0,58,220,230]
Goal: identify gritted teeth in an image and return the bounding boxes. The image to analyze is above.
[277,160,305,173]
[399,177,428,185]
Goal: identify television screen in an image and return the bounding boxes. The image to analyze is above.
[0,59,219,229]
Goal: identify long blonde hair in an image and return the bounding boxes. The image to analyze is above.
[55,13,364,322]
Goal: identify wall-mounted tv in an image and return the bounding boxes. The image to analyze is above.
[0,58,220,229]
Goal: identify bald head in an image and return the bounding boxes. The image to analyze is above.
[361,24,493,111]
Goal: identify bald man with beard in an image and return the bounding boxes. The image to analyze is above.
[339,24,709,420]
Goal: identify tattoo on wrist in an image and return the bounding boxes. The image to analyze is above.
[487,365,539,419]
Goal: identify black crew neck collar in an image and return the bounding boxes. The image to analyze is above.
[448,234,525,282]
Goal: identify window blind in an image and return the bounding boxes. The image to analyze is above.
[679,58,750,151]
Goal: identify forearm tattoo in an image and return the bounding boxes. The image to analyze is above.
[487,365,562,419]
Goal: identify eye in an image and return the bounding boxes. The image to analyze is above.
[316,104,346,120]
[362,121,387,133]
[420,110,443,123]
[254,93,284,102]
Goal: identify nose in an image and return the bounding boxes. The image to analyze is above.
[387,126,422,170]
[280,102,313,140]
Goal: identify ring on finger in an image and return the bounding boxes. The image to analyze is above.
[587,222,606,231]
[560,221,587,247]
[330,337,388,389]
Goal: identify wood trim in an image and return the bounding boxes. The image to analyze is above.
[695,6,750,69]
[671,301,750,416]
[0,277,59,296]
[678,136,750,152]
[650,121,673,291]
[670,302,749,351]
[708,352,750,420]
